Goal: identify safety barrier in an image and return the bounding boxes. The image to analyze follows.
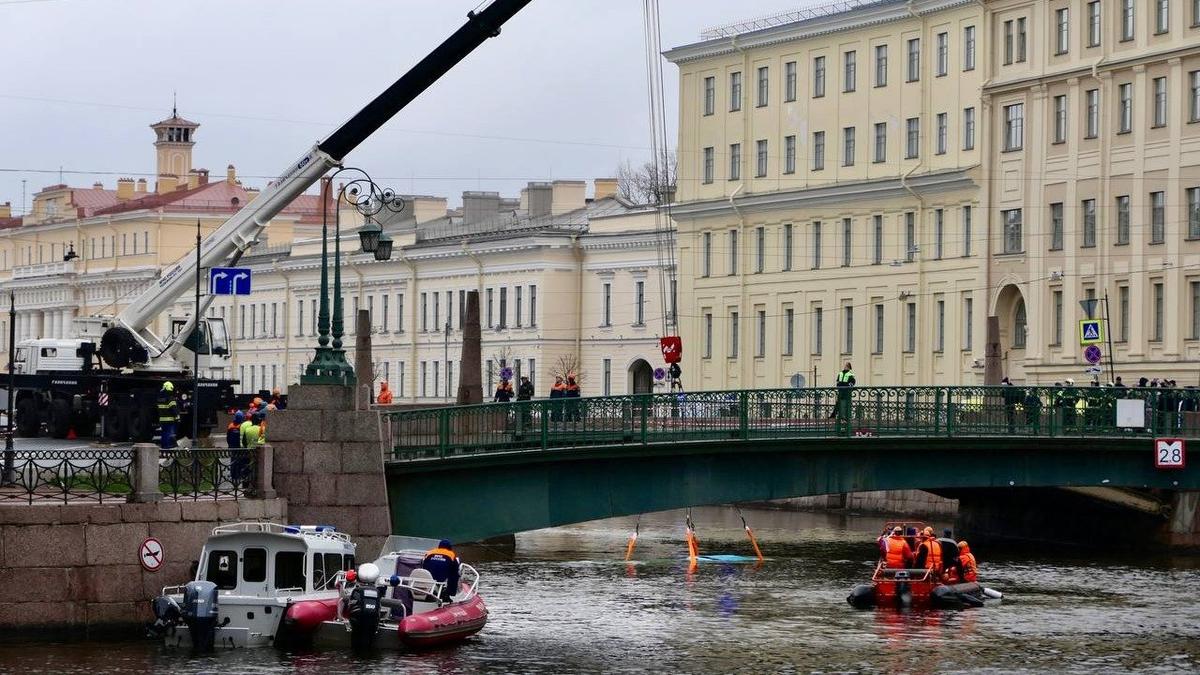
[159,448,257,500]
[385,386,1200,461]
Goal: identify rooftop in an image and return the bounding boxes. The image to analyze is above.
[698,0,896,40]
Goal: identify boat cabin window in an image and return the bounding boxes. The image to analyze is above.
[206,550,238,590]
[243,547,267,583]
[274,551,306,591]
[313,552,355,590]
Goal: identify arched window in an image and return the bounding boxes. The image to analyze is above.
[1013,299,1027,348]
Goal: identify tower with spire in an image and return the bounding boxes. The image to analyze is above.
[150,98,199,194]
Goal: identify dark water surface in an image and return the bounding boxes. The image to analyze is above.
[1,507,1198,674]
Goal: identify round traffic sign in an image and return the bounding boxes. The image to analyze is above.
[653,367,666,381]
[1084,345,1102,364]
[499,367,513,381]
[139,537,165,572]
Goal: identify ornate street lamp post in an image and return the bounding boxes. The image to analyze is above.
[302,168,403,385]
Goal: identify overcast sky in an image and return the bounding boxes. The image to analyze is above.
[0,0,827,212]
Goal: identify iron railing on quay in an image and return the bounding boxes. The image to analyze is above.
[0,449,133,504]
[385,386,1200,461]
[159,448,257,500]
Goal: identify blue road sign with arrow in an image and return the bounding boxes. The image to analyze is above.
[209,267,252,296]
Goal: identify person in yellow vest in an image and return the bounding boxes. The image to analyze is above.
[829,362,856,425]
[157,381,179,449]
[241,412,266,449]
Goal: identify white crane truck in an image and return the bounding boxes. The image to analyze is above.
[11,0,533,441]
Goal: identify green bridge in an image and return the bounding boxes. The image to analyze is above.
[382,386,1200,543]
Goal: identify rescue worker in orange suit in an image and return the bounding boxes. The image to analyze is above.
[549,376,566,423]
[421,539,461,603]
[957,541,978,582]
[377,380,394,405]
[879,526,914,569]
[914,527,943,573]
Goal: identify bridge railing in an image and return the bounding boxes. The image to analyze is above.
[384,386,1200,461]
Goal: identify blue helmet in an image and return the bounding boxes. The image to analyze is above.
[234,410,245,423]
[438,539,453,549]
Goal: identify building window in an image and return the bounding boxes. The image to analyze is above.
[935,32,947,76]
[755,226,765,273]
[1191,71,1200,122]
[843,126,856,166]
[1004,20,1015,64]
[1050,202,1065,250]
[602,282,612,326]
[963,205,972,256]
[812,221,822,269]
[873,215,883,264]
[729,143,741,180]
[842,218,852,267]
[1052,289,1063,345]
[1117,195,1132,244]
[1087,1,1102,47]
[963,25,976,71]
[297,300,304,337]
[1016,17,1027,62]
[905,302,917,352]
[1118,285,1129,342]
[1151,191,1166,243]
[905,212,916,261]
[1081,199,1096,247]
[812,131,825,171]
[1085,89,1100,138]
[1188,187,1200,238]
[703,313,713,358]
[905,117,920,159]
[729,229,739,275]
[729,71,742,111]
[1003,208,1023,253]
[703,76,715,115]
[873,303,885,354]
[702,231,712,277]
[1193,282,1200,339]
[1194,0,1200,27]
[813,56,826,97]
[873,122,887,163]
[1013,299,1027,348]
[755,139,768,177]
[420,361,427,397]
[496,288,507,329]
[1153,77,1168,127]
[1153,282,1164,341]
[702,147,714,184]
[784,307,794,356]
[756,310,766,357]
[756,66,769,107]
[603,358,611,396]
[1056,8,1070,54]
[634,280,645,326]
[963,296,974,350]
[813,307,823,355]
[486,288,493,328]
[729,310,740,358]
[935,299,945,352]
[934,208,944,259]
[874,44,887,87]
[1004,103,1024,151]
[843,50,856,92]
[431,294,439,333]
[935,113,947,155]
[906,38,920,82]
[784,135,796,174]
[1053,95,1068,143]
[784,61,797,101]
[963,106,975,150]
[1121,0,1135,41]
[1118,83,1133,133]
[783,223,794,271]
[843,305,854,355]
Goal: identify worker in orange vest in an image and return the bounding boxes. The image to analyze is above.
[915,527,943,572]
[879,526,914,569]
[957,541,978,582]
[377,380,394,405]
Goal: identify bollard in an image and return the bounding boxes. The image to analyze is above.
[253,444,276,499]
[131,442,163,503]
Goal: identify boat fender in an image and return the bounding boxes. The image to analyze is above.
[181,580,219,652]
[930,584,966,609]
[983,587,1003,600]
[958,592,985,608]
[846,584,876,609]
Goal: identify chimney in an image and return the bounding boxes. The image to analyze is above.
[0,202,10,219]
[410,196,449,224]
[519,188,529,214]
[116,177,135,200]
[526,182,552,217]
[462,191,501,225]
[92,181,104,190]
[197,168,209,185]
[594,178,619,200]
[156,174,178,195]
[551,180,586,216]
[186,170,201,190]
[226,164,237,183]
[136,178,148,193]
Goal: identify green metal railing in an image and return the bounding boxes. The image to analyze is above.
[384,386,1200,461]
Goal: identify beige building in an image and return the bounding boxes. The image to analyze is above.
[666,0,989,389]
[983,0,1200,383]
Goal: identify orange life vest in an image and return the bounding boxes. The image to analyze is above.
[959,551,977,582]
[920,537,942,571]
[424,547,457,561]
[884,535,910,568]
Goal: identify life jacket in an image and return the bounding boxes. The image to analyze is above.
[883,535,909,568]
[959,550,978,582]
[241,423,263,448]
[837,369,855,385]
[920,537,942,571]
[424,547,457,561]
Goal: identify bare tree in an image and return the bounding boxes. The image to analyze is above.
[616,152,677,205]
[552,353,584,385]
[485,345,513,391]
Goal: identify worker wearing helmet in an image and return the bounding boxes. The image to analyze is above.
[957,541,978,583]
[880,525,914,569]
[914,526,943,573]
[157,381,180,449]
[226,410,245,449]
[421,539,461,603]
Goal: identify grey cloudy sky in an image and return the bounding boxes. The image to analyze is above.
[0,0,823,212]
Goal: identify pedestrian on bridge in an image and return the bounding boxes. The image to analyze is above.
[157,381,179,450]
[829,362,855,428]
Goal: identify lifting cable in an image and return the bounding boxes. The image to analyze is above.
[624,515,642,561]
[735,506,765,562]
[641,0,677,341]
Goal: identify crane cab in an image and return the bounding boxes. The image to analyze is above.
[172,316,231,372]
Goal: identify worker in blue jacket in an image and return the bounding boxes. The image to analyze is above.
[421,539,461,602]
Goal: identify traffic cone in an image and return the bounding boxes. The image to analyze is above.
[66,427,77,440]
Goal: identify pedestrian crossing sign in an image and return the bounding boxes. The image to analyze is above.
[1079,319,1103,345]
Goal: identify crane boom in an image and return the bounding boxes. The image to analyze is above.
[110,0,534,362]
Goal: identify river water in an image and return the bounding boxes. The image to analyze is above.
[2,506,1198,674]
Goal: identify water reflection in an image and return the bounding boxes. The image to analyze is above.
[0,506,1197,673]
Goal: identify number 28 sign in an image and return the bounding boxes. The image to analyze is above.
[1154,438,1186,470]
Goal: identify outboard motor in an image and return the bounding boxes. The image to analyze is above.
[182,580,220,652]
[346,563,382,650]
[147,594,182,637]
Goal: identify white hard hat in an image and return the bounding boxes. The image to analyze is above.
[356,562,380,585]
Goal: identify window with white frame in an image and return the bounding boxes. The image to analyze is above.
[1056,8,1070,54]
[756,310,766,357]
[729,143,741,180]
[1087,2,1102,47]
[1050,202,1064,250]
[907,38,920,81]
[812,221,822,269]
[963,25,976,70]
[1155,0,1168,34]
[1120,0,1135,41]
[873,215,883,264]
[756,139,768,177]
[905,212,916,261]
[1151,191,1166,243]
[873,303,884,354]
[812,131,825,171]
[756,66,769,107]
[905,117,920,158]
[729,71,742,111]
[1053,95,1068,142]
[783,223,793,271]
[1081,198,1097,247]
[1003,103,1024,151]
[1117,195,1131,244]
[874,44,887,86]
[935,113,947,155]
[1153,77,1168,127]
[842,218,852,267]
[703,312,713,358]
[1002,208,1023,253]
[843,50,856,92]
[874,122,887,163]
[729,310,739,358]
[813,56,826,97]
[1085,89,1100,138]
[1118,83,1133,133]
[843,126,855,166]
[784,135,796,174]
[729,229,739,275]
[784,61,797,101]
[963,205,972,256]
[703,76,715,115]
[963,107,975,150]
[935,32,947,76]
[703,147,714,183]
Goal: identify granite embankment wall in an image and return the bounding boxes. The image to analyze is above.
[770,490,959,517]
[0,498,286,638]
